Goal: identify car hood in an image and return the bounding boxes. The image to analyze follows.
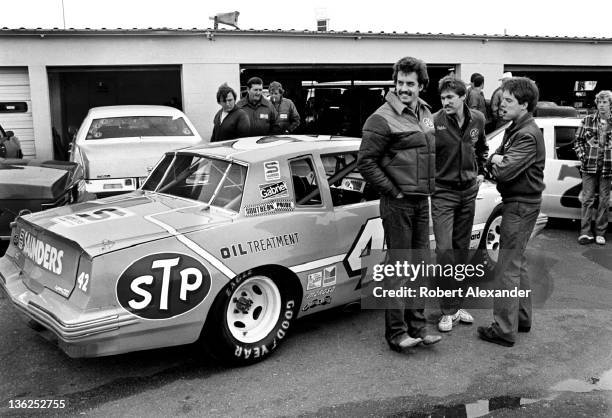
[19,191,234,257]
[0,159,80,199]
[77,138,200,179]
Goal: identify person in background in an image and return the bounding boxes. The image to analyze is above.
[573,90,612,245]
[358,56,442,353]
[466,73,488,118]
[490,72,513,130]
[480,77,545,347]
[211,83,250,142]
[432,76,488,332]
[237,77,278,136]
[269,81,301,134]
[0,124,23,158]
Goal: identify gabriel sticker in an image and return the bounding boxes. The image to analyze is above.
[259,181,288,200]
[116,253,211,320]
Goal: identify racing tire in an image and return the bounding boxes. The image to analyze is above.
[203,270,299,366]
[479,205,503,272]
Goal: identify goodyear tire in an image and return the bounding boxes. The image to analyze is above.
[479,205,503,271]
[204,270,299,366]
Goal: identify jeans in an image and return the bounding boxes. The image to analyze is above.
[380,195,431,344]
[492,201,540,343]
[580,172,611,237]
[431,184,478,315]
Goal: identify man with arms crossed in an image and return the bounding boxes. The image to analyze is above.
[358,56,442,352]
[479,77,545,347]
[432,76,488,332]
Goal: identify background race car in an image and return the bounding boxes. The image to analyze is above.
[486,107,605,220]
[0,135,546,365]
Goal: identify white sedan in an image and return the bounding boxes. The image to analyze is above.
[486,116,606,220]
[70,105,203,196]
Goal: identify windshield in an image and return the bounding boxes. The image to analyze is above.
[142,154,247,212]
[87,116,194,139]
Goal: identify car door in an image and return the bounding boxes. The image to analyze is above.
[317,151,383,306]
[538,118,583,219]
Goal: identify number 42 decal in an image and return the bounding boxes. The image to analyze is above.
[77,272,90,293]
[343,217,385,289]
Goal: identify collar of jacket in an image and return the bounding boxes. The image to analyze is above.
[506,112,534,136]
[244,97,270,109]
[440,103,472,128]
[385,91,431,118]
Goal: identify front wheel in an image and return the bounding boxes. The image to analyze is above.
[203,271,298,366]
[479,205,503,271]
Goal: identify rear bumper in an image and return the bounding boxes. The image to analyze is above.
[0,256,199,357]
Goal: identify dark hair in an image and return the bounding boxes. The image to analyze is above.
[216,83,237,103]
[501,77,539,112]
[438,75,467,96]
[470,73,484,87]
[392,56,429,89]
[269,81,284,95]
[246,77,264,88]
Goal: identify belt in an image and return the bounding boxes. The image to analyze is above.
[436,179,477,191]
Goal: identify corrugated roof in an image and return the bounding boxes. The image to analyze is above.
[0,27,611,42]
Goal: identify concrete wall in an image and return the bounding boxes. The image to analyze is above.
[1,32,611,158]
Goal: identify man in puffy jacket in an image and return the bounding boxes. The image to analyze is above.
[358,56,441,353]
[236,77,279,136]
[573,90,612,246]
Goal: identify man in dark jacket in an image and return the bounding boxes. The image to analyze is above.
[358,56,441,352]
[236,77,278,136]
[211,84,250,142]
[432,76,488,332]
[269,81,300,133]
[479,77,545,347]
[466,73,488,119]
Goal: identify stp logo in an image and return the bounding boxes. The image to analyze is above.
[116,253,211,319]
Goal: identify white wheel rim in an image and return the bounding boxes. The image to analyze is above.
[486,216,502,263]
[226,276,282,344]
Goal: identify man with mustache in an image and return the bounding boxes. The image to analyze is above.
[432,76,488,332]
[358,56,442,352]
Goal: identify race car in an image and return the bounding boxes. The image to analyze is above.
[69,105,203,197]
[487,115,605,220]
[0,135,547,365]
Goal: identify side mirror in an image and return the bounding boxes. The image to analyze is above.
[5,130,14,137]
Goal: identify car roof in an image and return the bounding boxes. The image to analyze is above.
[87,105,185,118]
[180,135,361,163]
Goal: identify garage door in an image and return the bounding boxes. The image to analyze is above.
[0,68,34,158]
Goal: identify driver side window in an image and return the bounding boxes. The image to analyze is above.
[555,126,579,160]
[321,152,380,207]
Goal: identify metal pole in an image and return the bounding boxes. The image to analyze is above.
[61,0,66,29]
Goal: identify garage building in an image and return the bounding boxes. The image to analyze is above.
[1,28,612,159]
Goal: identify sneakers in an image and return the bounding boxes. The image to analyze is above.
[455,309,474,324]
[389,334,422,352]
[596,236,606,245]
[578,235,594,245]
[438,315,458,332]
[438,309,473,332]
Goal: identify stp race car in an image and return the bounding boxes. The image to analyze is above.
[0,135,547,365]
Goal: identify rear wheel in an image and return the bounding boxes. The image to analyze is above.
[204,271,299,366]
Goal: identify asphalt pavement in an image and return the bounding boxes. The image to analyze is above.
[0,219,611,417]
